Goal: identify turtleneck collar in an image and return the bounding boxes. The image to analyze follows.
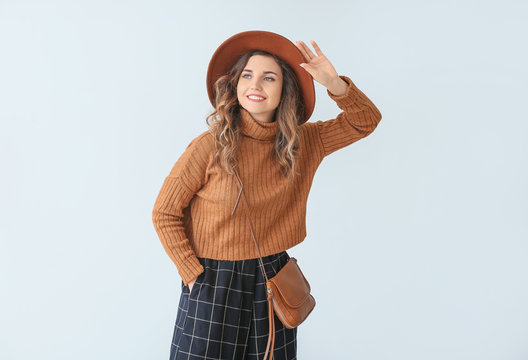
[239,107,278,141]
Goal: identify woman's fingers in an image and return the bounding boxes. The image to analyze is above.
[294,41,308,62]
[295,40,315,62]
[301,41,316,60]
[188,277,196,292]
[310,40,324,57]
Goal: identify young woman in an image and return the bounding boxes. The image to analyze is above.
[152,30,382,360]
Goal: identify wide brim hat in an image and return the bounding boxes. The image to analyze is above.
[206,30,316,124]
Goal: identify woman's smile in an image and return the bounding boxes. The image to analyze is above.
[247,94,266,102]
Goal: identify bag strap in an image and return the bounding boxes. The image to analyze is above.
[230,165,272,283]
[231,165,276,360]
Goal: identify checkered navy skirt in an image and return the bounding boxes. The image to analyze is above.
[169,250,297,360]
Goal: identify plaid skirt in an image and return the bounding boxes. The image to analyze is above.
[169,250,297,360]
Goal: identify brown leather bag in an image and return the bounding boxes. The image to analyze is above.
[231,166,316,360]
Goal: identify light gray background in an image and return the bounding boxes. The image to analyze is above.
[1,0,527,359]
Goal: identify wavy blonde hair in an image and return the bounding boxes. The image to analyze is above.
[206,50,305,180]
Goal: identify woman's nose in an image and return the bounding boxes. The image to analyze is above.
[250,78,262,90]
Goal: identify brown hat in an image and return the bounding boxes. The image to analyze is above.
[206,30,316,124]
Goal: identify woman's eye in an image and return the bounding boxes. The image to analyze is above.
[241,74,275,81]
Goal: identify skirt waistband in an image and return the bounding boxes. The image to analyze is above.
[195,250,291,279]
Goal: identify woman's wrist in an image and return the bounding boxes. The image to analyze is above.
[326,76,348,97]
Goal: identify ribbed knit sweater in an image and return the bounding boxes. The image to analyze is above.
[152,75,382,285]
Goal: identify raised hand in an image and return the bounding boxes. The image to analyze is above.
[295,40,341,89]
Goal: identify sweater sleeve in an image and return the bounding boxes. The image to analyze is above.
[151,133,210,286]
[314,75,382,158]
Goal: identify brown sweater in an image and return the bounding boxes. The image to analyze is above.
[152,75,382,285]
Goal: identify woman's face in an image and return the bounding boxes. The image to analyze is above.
[236,55,283,123]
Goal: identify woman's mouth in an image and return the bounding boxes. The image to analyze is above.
[247,95,266,102]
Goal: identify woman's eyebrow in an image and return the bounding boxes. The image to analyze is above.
[242,69,279,76]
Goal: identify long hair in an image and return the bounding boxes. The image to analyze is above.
[206,50,305,180]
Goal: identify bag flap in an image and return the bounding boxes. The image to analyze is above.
[270,258,311,308]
